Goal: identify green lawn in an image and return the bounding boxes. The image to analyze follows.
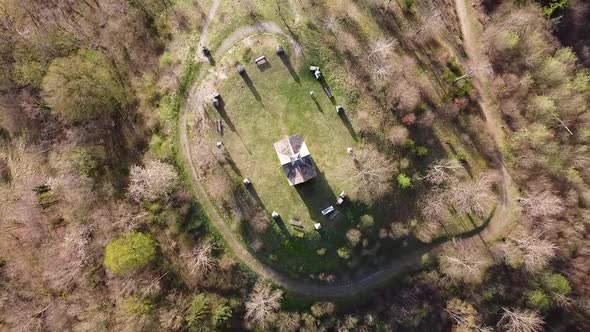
[197,37,492,277]
[215,45,358,231]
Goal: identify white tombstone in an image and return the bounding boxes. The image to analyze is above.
[272,211,279,219]
[314,223,322,230]
[216,142,223,149]
[347,147,353,155]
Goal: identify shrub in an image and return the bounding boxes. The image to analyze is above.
[212,304,232,328]
[122,296,153,315]
[542,273,571,296]
[103,233,157,275]
[415,146,429,157]
[360,214,375,230]
[337,247,351,259]
[186,294,210,331]
[346,229,362,247]
[149,134,174,161]
[397,173,412,189]
[526,289,552,312]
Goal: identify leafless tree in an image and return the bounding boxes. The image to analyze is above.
[445,298,492,332]
[439,240,493,284]
[450,174,496,217]
[497,308,544,332]
[342,145,395,203]
[323,15,341,33]
[181,242,216,279]
[519,189,565,218]
[509,230,557,273]
[244,281,282,329]
[128,159,179,202]
[420,187,451,222]
[422,159,463,185]
[369,37,397,59]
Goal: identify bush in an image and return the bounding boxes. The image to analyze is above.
[212,304,232,329]
[415,146,429,157]
[542,273,571,296]
[346,229,362,247]
[526,289,552,312]
[103,233,157,275]
[149,134,174,161]
[122,296,153,315]
[360,214,375,230]
[337,247,351,259]
[186,294,210,331]
[397,173,412,189]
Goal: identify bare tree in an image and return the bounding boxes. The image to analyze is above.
[497,308,544,332]
[422,159,463,185]
[509,230,557,273]
[244,282,282,329]
[445,298,492,332]
[181,242,216,279]
[420,187,451,222]
[128,159,179,202]
[519,189,565,218]
[439,240,493,284]
[342,145,395,203]
[450,174,496,217]
[369,37,397,59]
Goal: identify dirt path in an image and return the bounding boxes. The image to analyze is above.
[177,1,519,298]
[214,22,303,59]
[195,0,221,61]
[454,0,518,241]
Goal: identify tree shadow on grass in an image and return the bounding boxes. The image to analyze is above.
[338,110,358,142]
[241,72,263,103]
[214,98,237,132]
[273,215,291,237]
[279,52,301,84]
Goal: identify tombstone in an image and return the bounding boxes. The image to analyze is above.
[309,91,314,97]
[314,69,322,80]
[347,147,353,155]
[336,105,344,114]
[336,192,347,206]
[217,120,223,134]
[237,64,246,76]
[243,178,251,186]
[202,46,210,56]
[276,45,285,55]
[216,141,223,149]
[314,223,322,230]
[212,93,221,108]
[271,211,280,219]
[309,65,319,71]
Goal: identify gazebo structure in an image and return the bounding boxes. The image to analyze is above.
[273,134,317,186]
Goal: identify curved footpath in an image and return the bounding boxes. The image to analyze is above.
[178,2,519,298]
